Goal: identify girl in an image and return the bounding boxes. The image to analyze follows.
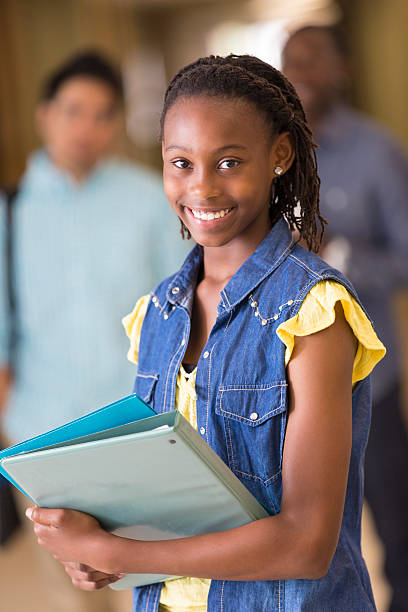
[27,55,385,611]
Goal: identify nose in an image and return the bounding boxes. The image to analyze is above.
[188,167,221,201]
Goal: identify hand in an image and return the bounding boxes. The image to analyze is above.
[26,506,111,570]
[62,561,125,591]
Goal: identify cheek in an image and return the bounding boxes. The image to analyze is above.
[232,176,270,207]
[163,171,180,203]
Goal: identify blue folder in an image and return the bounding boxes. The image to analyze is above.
[0,393,155,498]
[0,395,268,589]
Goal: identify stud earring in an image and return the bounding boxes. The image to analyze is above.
[274,166,284,176]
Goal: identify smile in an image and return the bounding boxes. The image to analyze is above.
[187,207,233,221]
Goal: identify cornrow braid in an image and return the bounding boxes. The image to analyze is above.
[161,54,326,252]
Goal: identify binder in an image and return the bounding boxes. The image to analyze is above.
[0,396,269,590]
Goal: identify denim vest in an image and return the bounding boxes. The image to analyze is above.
[132,219,375,611]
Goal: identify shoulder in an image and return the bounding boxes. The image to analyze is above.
[122,294,151,365]
[285,244,354,294]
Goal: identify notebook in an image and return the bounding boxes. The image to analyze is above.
[0,396,268,589]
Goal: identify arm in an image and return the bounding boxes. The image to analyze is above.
[27,304,355,583]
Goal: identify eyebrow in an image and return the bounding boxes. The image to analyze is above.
[164,144,248,153]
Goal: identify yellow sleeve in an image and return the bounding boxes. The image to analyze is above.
[121,294,150,366]
[276,280,386,385]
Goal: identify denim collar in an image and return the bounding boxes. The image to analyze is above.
[166,218,294,312]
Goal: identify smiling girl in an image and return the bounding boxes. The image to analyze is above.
[27,55,385,611]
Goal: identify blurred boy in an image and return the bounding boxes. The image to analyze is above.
[0,51,186,612]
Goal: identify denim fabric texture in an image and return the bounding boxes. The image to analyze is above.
[132,218,376,611]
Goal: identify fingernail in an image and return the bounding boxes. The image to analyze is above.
[25,508,33,519]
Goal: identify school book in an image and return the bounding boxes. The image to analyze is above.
[0,395,269,590]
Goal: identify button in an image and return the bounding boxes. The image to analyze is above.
[250,412,258,421]
[181,338,186,346]
[152,296,157,303]
[274,314,279,320]
[250,301,257,308]
[172,287,180,294]
[163,313,169,320]
[200,427,206,435]
[287,300,294,305]
[261,319,267,326]
[203,351,209,359]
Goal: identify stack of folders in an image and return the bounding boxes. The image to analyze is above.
[0,394,268,589]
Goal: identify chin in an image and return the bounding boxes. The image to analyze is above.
[190,233,233,249]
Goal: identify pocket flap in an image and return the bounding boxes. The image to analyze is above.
[216,382,287,426]
[133,372,159,403]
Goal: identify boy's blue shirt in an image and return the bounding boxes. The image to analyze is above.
[0,150,188,442]
[132,218,376,611]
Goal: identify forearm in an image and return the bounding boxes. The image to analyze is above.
[102,513,331,581]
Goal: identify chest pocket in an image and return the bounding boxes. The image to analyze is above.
[215,382,287,485]
[133,371,159,410]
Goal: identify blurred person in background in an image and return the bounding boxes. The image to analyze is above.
[282,25,408,612]
[0,50,186,612]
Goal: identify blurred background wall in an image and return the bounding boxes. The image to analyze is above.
[1,0,408,185]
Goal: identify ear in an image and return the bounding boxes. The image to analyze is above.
[271,132,295,176]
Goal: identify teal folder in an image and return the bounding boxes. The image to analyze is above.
[0,393,155,498]
[0,399,268,589]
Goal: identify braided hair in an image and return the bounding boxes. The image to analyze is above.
[160,54,325,252]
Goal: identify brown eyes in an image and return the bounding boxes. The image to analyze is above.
[218,159,240,169]
[172,159,191,169]
[171,159,240,170]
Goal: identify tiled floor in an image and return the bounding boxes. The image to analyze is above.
[0,503,391,612]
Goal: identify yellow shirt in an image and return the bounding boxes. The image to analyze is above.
[122,280,385,612]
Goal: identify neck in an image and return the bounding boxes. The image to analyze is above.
[305,100,336,136]
[202,230,270,286]
[47,150,97,184]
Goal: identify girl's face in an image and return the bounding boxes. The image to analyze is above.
[162,95,293,250]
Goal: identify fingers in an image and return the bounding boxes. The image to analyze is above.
[26,506,68,527]
[63,562,125,591]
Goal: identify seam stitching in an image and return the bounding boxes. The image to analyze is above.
[289,253,324,278]
[234,468,282,484]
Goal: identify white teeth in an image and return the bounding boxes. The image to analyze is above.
[190,207,231,220]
